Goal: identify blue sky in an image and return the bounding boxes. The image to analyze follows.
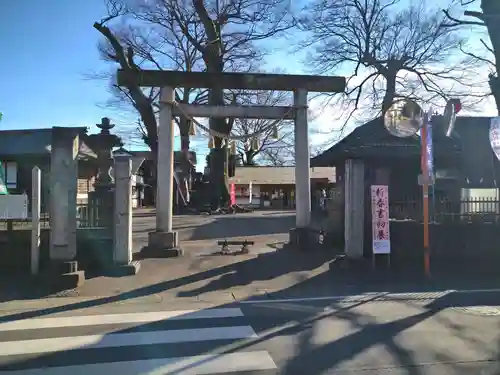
[0,1,113,132]
[0,0,304,163]
[0,0,304,157]
[0,0,496,163]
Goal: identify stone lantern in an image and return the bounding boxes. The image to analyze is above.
[88,117,122,228]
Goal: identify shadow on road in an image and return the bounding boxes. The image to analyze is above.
[1,264,500,373]
[183,213,295,241]
[1,213,500,372]
[131,210,296,242]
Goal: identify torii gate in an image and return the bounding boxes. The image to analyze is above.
[117,70,346,254]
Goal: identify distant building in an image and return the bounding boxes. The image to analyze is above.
[0,128,96,212]
[229,166,335,208]
[0,128,148,211]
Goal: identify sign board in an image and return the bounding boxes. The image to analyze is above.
[489,117,500,161]
[0,194,28,219]
[371,185,391,254]
[230,183,236,206]
[248,181,253,204]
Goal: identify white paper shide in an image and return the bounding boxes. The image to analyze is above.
[371,185,391,254]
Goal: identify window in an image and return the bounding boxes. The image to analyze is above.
[1,161,17,189]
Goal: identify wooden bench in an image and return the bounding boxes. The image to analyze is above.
[216,240,255,254]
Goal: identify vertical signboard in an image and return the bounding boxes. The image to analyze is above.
[371,185,391,254]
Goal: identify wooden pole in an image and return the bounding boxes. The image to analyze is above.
[421,114,431,278]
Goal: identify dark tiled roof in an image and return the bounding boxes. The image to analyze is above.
[312,115,500,188]
[0,128,53,156]
[447,116,500,187]
[0,127,96,158]
[311,118,422,166]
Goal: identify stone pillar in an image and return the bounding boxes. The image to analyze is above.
[289,88,312,248]
[344,159,365,259]
[146,86,182,257]
[326,163,345,245]
[294,88,311,228]
[111,154,140,275]
[48,127,84,288]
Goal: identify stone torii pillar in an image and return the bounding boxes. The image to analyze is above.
[294,88,311,229]
[145,86,182,256]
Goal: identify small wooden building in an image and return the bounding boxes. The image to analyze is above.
[312,117,462,201]
[229,166,335,208]
[311,115,500,263]
[0,128,97,212]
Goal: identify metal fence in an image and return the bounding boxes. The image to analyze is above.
[76,198,99,228]
[0,214,50,231]
[389,197,500,223]
[76,197,113,228]
[0,198,108,231]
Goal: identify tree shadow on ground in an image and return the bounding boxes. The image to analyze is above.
[0,273,499,373]
[175,248,332,298]
[0,239,332,305]
[184,213,296,241]
[131,211,297,241]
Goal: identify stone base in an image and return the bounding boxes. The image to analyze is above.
[148,231,179,248]
[104,261,141,277]
[141,231,183,258]
[141,245,184,258]
[43,261,85,291]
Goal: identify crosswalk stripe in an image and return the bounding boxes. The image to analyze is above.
[0,326,258,356]
[0,308,244,332]
[0,351,277,375]
[0,307,277,374]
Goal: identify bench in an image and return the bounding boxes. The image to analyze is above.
[216,240,255,254]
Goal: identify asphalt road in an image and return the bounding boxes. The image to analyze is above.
[0,288,499,374]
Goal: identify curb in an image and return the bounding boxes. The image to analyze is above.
[0,292,244,313]
[0,294,166,312]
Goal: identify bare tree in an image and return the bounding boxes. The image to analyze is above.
[443,0,500,114]
[299,0,481,129]
[93,0,208,204]
[94,0,295,209]
[229,90,294,166]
